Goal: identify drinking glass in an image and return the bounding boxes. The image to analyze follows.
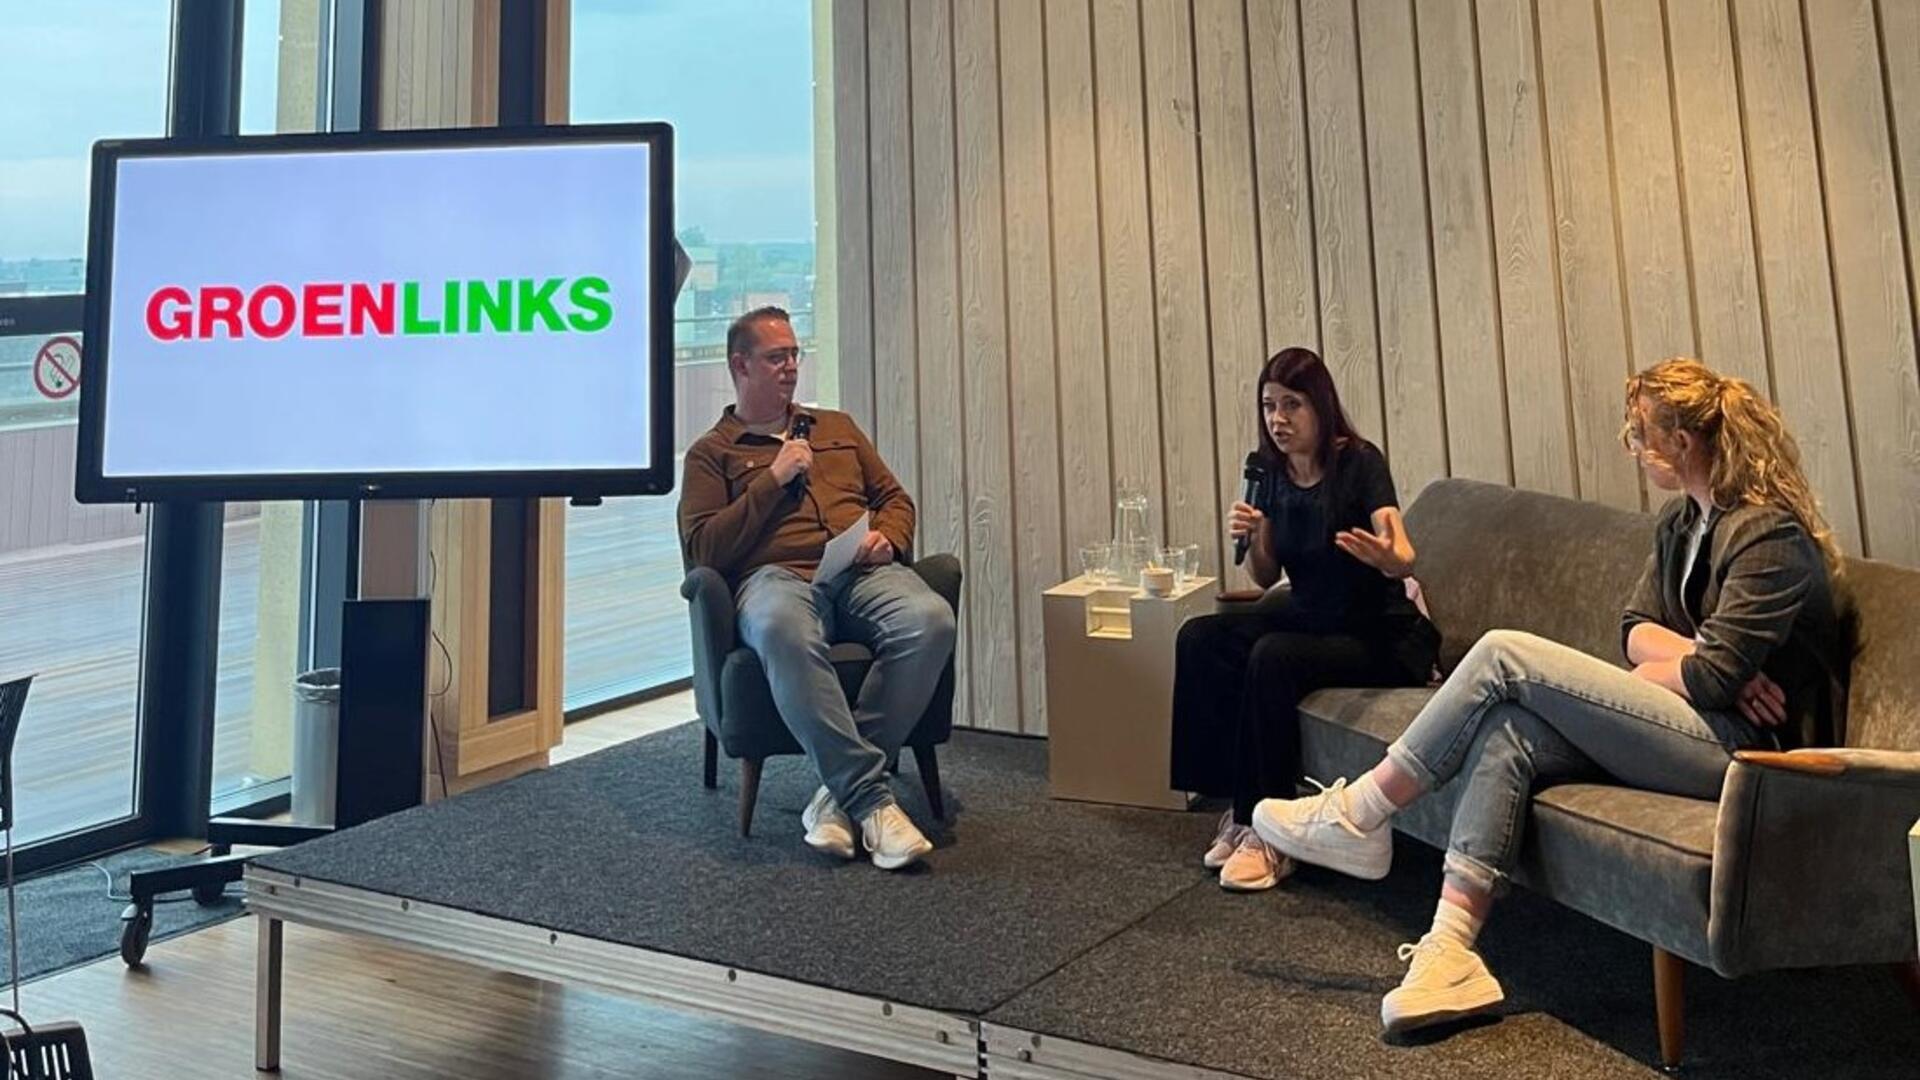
[1155,546,1188,587]
[1182,543,1203,585]
[1078,542,1114,585]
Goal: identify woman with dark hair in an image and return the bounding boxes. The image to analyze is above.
[1169,347,1440,891]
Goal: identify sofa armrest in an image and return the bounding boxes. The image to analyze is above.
[1216,582,1291,614]
[910,552,963,614]
[1708,746,1920,976]
[680,567,735,737]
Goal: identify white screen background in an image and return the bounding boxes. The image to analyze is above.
[100,141,655,479]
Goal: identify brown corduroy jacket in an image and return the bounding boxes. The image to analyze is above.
[678,404,916,585]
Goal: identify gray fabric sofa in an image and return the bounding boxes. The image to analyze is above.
[1250,479,1920,1065]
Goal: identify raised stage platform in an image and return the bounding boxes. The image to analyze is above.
[246,725,1916,1079]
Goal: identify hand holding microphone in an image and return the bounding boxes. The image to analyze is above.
[772,413,815,494]
[1232,452,1268,566]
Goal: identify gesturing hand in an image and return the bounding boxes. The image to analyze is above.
[1335,525,1409,578]
[1737,670,1787,728]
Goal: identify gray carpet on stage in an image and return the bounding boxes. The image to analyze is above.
[255,725,1917,1078]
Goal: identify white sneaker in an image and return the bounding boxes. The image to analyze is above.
[1202,811,1244,869]
[801,786,855,860]
[1380,934,1505,1034]
[1250,777,1393,880]
[1218,832,1292,892]
[860,803,933,871]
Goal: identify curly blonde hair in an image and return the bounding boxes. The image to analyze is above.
[1623,357,1842,572]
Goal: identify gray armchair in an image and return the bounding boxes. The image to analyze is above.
[681,554,962,836]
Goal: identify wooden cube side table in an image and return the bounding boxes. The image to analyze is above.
[1042,574,1216,809]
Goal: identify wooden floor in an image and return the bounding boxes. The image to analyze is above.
[19,692,945,1079]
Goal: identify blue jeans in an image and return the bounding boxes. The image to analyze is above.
[1386,629,1763,895]
[735,562,957,820]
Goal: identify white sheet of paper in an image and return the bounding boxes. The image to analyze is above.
[814,511,871,586]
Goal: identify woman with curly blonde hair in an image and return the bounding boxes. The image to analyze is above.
[1247,357,1847,1035]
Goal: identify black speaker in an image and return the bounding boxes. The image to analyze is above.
[336,597,430,827]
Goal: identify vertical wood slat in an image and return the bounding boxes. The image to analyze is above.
[1537,0,1642,511]
[867,1,919,502]
[1600,0,1698,369]
[1803,0,1920,563]
[998,0,1065,735]
[1732,0,1864,553]
[1091,0,1164,531]
[1358,0,1447,500]
[1666,0,1771,393]
[1477,0,1576,498]
[1194,0,1264,582]
[1416,0,1511,485]
[1884,0,1920,354]
[1300,0,1384,443]
[954,0,1019,732]
[1247,0,1318,355]
[833,0,877,429]
[909,0,969,727]
[1045,0,1114,559]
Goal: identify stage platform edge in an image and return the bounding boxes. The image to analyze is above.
[245,866,985,1078]
[984,1022,1248,1080]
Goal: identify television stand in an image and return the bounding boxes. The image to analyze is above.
[119,819,333,966]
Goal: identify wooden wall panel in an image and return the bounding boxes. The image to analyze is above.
[1666,0,1770,392]
[1044,0,1113,562]
[1300,0,1384,443]
[1416,0,1511,485]
[1359,0,1447,499]
[1733,0,1863,553]
[997,0,1064,733]
[1803,0,1920,564]
[1143,0,1220,577]
[867,1,920,501]
[829,0,1920,731]
[954,0,1020,732]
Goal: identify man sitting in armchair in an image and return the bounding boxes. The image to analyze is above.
[677,306,956,870]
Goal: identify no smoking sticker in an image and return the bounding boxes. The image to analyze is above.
[33,335,81,400]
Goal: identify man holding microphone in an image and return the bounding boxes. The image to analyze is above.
[678,306,953,870]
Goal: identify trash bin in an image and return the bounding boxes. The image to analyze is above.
[292,668,341,825]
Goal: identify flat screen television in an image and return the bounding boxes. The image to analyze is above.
[75,122,674,503]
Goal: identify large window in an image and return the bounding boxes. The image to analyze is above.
[0,2,171,846]
[564,0,825,708]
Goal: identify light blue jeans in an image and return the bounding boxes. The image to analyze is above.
[735,562,957,821]
[1386,629,1763,896]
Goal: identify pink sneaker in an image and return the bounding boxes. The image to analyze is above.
[1203,811,1244,869]
[1218,832,1293,892]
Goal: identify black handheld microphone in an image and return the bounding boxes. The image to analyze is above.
[786,412,815,496]
[1234,452,1267,566]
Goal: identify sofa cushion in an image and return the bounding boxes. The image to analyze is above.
[1836,556,1920,750]
[1297,686,1716,964]
[1403,480,1652,672]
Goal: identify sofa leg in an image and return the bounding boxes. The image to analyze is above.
[915,745,945,821]
[1652,947,1685,1070]
[702,730,718,790]
[739,758,764,838]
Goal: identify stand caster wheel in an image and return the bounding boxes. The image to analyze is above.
[193,881,226,905]
[120,902,153,967]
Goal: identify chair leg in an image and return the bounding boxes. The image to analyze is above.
[1652,947,1685,1070]
[702,730,718,790]
[915,744,945,821]
[738,758,765,838]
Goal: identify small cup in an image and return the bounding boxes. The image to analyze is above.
[1139,566,1175,596]
[1078,541,1114,585]
[1155,546,1187,587]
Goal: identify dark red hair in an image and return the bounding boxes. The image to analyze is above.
[1255,346,1363,478]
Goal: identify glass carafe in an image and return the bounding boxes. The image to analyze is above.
[1113,486,1152,585]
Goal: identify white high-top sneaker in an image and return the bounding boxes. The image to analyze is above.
[1250,777,1393,880]
[860,803,933,871]
[801,786,855,859]
[1380,934,1505,1034]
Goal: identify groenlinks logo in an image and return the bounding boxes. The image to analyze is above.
[144,277,613,341]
